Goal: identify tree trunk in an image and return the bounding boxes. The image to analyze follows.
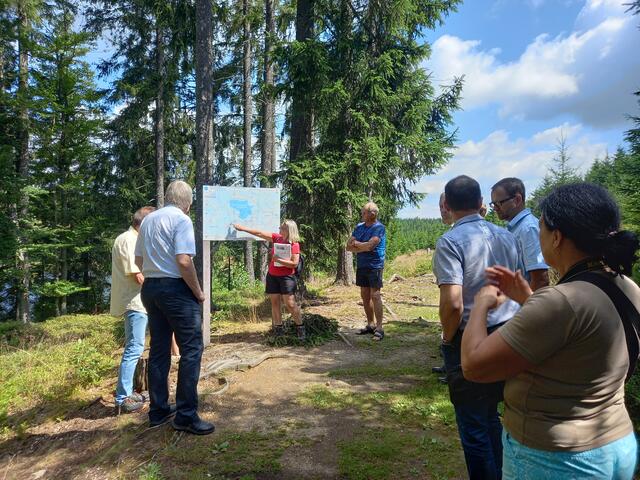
[155,22,165,208]
[335,203,355,285]
[335,242,355,286]
[15,0,30,323]
[243,0,255,281]
[195,0,214,286]
[288,0,314,164]
[259,0,277,282]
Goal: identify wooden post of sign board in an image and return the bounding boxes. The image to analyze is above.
[202,239,211,346]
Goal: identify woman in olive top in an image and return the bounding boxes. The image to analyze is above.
[461,183,639,479]
[233,220,305,340]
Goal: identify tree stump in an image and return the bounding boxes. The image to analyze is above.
[133,351,149,393]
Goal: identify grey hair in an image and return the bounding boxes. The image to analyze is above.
[363,201,379,217]
[165,180,193,211]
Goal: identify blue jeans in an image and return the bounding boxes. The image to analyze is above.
[141,278,204,425]
[115,310,148,405]
[503,430,637,480]
[442,333,503,480]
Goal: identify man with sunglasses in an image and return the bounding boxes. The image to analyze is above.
[490,177,549,291]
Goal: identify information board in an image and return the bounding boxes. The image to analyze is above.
[202,185,281,241]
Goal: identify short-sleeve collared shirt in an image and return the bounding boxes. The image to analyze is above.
[507,208,548,279]
[134,205,196,278]
[433,214,522,329]
[110,227,145,316]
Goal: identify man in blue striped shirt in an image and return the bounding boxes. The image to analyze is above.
[434,175,523,480]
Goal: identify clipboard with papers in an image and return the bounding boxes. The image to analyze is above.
[273,243,292,267]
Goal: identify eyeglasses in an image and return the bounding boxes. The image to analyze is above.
[489,196,515,209]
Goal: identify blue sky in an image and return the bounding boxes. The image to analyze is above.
[82,1,640,218]
[399,0,640,218]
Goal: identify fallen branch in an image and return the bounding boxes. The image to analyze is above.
[199,352,294,384]
[336,331,353,347]
[382,301,399,320]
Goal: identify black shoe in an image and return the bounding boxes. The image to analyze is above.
[356,324,376,335]
[273,325,285,337]
[431,366,446,374]
[172,418,215,435]
[438,376,448,384]
[149,404,177,427]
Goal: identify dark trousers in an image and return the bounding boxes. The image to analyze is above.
[141,277,203,425]
[442,331,503,480]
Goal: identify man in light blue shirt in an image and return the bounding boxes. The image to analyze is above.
[135,180,214,436]
[491,177,549,291]
[433,175,522,480]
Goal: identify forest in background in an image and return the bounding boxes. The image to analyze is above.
[0,0,464,321]
[0,0,639,322]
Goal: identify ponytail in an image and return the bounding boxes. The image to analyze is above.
[603,230,640,276]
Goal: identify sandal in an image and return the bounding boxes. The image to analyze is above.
[372,330,384,341]
[356,324,376,335]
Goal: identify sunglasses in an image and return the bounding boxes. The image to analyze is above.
[489,196,515,209]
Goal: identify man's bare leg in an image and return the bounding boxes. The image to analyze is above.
[360,287,374,327]
[370,287,384,331]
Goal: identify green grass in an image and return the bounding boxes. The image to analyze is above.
[384,254,434,280]
[212,282,269,323]
[158,429,299,479]
[298,373,455,430]
[298,359,463,479]
[138,463,165,480]
[338,428,462,480]
[350,320,440,354]
[0,314,122,432]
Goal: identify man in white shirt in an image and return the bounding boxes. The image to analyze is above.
[110,206,155,414]
[135,180,214,435]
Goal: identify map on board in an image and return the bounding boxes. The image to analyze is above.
[202,185,281,241]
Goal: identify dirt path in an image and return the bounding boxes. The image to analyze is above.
[0,270,466,480]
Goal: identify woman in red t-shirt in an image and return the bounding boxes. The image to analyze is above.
[233,220,305,340]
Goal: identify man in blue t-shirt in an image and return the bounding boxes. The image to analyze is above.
[346,202,387,341]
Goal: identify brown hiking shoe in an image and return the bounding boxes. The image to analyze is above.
[116,396,144,415]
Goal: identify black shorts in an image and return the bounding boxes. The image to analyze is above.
[356,268,383,289]
[265,273,297,294]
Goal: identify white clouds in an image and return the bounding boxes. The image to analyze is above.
[398,123,607,218]
[429,1,640,127]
